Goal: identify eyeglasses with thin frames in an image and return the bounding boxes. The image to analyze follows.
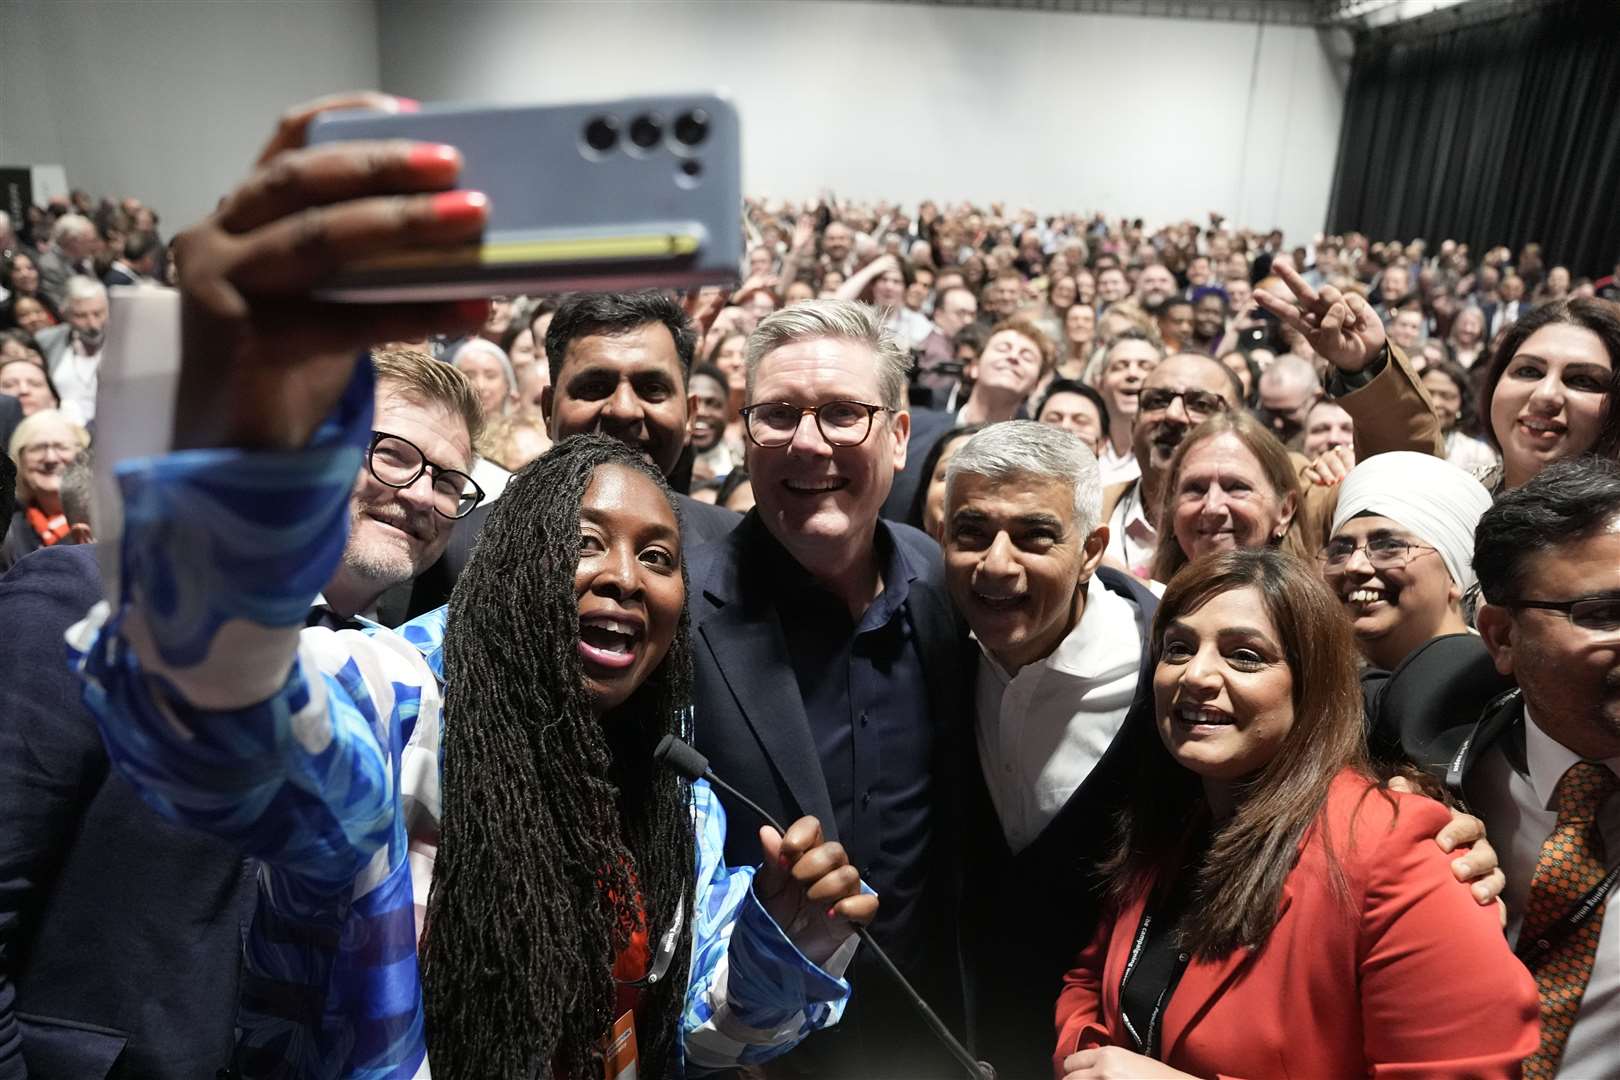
[739,400,889,449]
[1505,595,1620,634]
[366,431,484,519]
[1317,536,1437,574]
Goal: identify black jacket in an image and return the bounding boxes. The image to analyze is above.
[0,544,255,1079]
[957,567,1159,1080]
[686,512,970,1077]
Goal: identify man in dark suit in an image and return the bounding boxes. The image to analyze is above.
[392,292,737,622]
[0,544,255,1079]
[689,299,968,1077]
[937,421,1157,1079]
[33,216,96,309]
[1374,457,1620,1078]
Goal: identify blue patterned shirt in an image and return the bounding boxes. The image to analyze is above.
[68,360,855,1078]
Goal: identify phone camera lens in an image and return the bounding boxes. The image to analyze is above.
[673,109,710,147]
[583,117,619,153]
[629,114,662,150]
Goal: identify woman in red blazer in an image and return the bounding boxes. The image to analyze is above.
[1055,548,1539,1080]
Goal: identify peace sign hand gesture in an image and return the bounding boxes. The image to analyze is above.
[1251,258,1387,374]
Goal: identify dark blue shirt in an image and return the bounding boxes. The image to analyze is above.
[767,521,935,971]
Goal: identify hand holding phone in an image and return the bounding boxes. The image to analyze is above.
[168,91,490,452]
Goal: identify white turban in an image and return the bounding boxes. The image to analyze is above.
[1330,451,1493,592]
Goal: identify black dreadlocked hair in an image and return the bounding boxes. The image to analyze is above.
[422,433,697,1079]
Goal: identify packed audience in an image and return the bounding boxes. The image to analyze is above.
[3,92,1620,1080]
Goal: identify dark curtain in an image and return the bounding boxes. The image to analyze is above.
[1326,0,1620,278]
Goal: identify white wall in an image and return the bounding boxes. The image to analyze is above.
[377,0,1349,245]
[0,0,380,231]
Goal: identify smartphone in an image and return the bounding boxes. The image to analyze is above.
[305,94,742,301]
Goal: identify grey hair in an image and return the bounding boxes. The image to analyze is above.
[1260,352,1320,394]
[744,298,912,412]
[59,452,94,528]
[51,213,95,243]
[63,275,107,305]
[944,420,1102,538]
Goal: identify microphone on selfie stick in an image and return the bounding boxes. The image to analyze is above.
[654,734,995,1080]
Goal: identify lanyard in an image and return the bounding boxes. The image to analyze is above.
[1119,911,1191,1058]
[1514,861,1620,966]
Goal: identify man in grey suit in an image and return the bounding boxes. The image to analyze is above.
[33,277,108,424]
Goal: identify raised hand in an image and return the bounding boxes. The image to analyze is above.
[755,817,877,967]
[1251,258,1386,374]
[172,92,490,452]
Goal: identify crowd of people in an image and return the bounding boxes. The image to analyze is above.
[3,90,1620,1080]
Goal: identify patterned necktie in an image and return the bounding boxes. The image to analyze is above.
[1521,760,1619,1079]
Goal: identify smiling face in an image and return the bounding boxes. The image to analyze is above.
[343,384,470,593]
[1155,585,1295,787]
[970,329,1045,402]
[1133,354,1236,475]
[574,463,684,716]
[944,470,1102,672]
[1490,323,1614,489]
[1064,303,1095,347]
[712,334,748,392]
[1421,368,1462,430]
[8,254,39,294]
[545,323,690,477]
[16,413,79,502]
[746,336,908,566]
[1096,268,1128,304]
[1170,432,1296,560]
[13,297,51,334]
[1325,514,1457,669]
[1099,339,1158,424]
[1193,295,1226,341]
[687,372,728,452]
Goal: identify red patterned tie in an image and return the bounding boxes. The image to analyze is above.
[1521,760,1618,1079]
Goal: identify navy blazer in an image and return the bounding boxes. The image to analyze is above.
[686,511,971,1076]
[0,545,254,1079]
[958,567,1159,1080]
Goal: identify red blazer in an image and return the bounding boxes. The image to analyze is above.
[1055,770,1539,1079]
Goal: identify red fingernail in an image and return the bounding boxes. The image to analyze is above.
[778,853,791,868]
[454,299,488,322]
[431,190,488,225]
[408,143,460,173]
[393,96,421,113]
[827,907,838,919]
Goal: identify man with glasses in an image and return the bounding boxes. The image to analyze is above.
[316,349,485,627]
[1101,259,1445,579]
[1374,457,1620,1078]
[688,299,969,1077]
[1101,352,1243,577]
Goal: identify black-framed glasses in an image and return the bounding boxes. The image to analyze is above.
[1137,387,1229,419]
[739,400,889,448]
[366,431,484,519]
[1505,595,1620,633]
[1318,536,1436,573]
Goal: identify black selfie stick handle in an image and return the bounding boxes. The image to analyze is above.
[654,736,993,1079]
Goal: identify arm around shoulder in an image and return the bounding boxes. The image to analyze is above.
[1354,791,1540,1077]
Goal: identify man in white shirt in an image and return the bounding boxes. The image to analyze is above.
[1101,351,1243,578]
[1093,331,1161,488]
[1465,456,1620,1078]
[939,420,1158,1078]
[36,276,109,425]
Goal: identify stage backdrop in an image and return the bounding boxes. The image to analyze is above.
[1327,0,1620,277]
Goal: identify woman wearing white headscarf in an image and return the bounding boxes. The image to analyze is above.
[1318,451,1493,671]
